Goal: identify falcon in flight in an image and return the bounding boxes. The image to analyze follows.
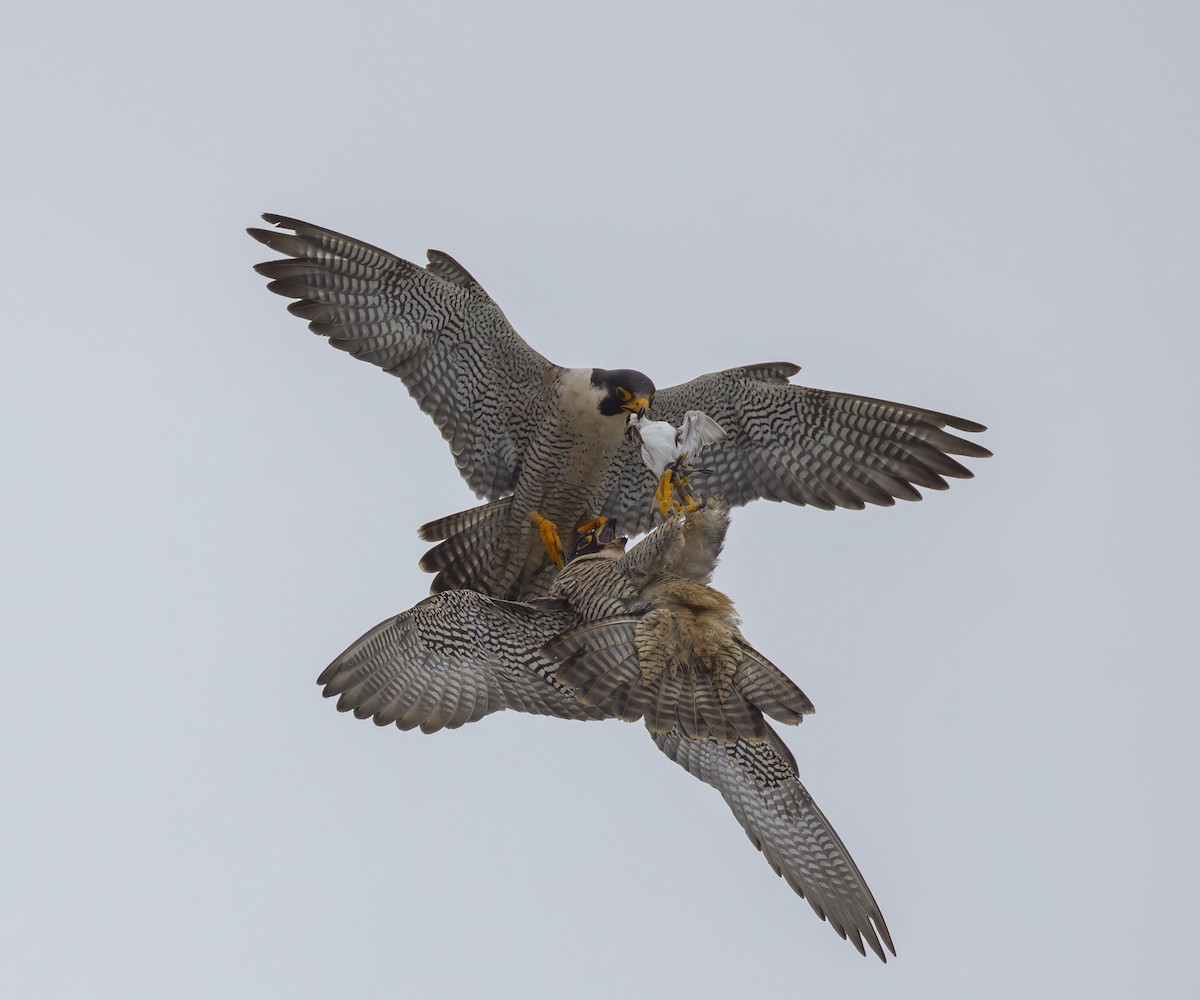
[249,213,990,600]
[318,502,895,961]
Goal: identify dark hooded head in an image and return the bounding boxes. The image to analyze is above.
[570,517,626,560]
[591,368,656,417]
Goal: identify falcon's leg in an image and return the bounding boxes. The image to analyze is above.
[529,511,565,569]
[669,459,702,514]
[576,515,607,534]
[655,469,676,517]
[675,485,702,514]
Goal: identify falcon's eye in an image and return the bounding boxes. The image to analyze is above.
[616,386,631,402]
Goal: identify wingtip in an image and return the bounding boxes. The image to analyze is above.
[949,437,992,459]
[870,918,897,962]
[950,417,988,434]
[258,212,319,234]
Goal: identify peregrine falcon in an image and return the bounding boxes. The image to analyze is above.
[249,213,991,600]
[317,502,894,960]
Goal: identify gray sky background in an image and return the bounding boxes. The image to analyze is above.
[3,2,1197,997]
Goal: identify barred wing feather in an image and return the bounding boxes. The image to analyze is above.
[318,591,601,732]
[652,724,895,961]
[605,363,990,536]
[249,214,558,499]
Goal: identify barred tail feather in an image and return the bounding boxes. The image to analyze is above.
[418,497,515,593]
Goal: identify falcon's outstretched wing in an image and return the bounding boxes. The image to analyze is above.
[604,363,991,535]
[652,723,895,962]
[249,214,559,499]
[318,591,603,732]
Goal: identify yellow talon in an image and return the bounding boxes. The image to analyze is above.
[576,515,607,534]
[655,469,675,517]
[529,511,565,569]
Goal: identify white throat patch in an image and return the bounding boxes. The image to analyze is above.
[557,368,626,443]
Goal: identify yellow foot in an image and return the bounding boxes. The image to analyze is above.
[529,511,565,569]
[655,469,675,517]
[575,515,607,534]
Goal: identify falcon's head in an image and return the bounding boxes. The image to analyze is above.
[570,517,627,560]
[591,368,655,418]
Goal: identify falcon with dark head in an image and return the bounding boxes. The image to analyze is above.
[249,214,991,600]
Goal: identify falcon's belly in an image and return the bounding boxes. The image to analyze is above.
[505,437,621,588]
[534,367,631,519]
[492,377,632,599]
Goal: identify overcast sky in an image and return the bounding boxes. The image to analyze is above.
[3,2,1197,997]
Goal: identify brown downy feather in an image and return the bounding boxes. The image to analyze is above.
[543,579,812,743]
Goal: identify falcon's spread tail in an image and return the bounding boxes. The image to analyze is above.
[418,498,516,594]
[418,497,563,599]
[652,723,895,962]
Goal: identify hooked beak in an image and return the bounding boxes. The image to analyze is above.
[569,517,626,560]
[622,396,650,416]
[599,519,628,550]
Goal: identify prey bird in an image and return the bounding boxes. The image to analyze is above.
[317,502,895,961]
[625,408,728,515]
[249,214,991,600]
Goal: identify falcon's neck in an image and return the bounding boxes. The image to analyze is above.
[557,368,627,445]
